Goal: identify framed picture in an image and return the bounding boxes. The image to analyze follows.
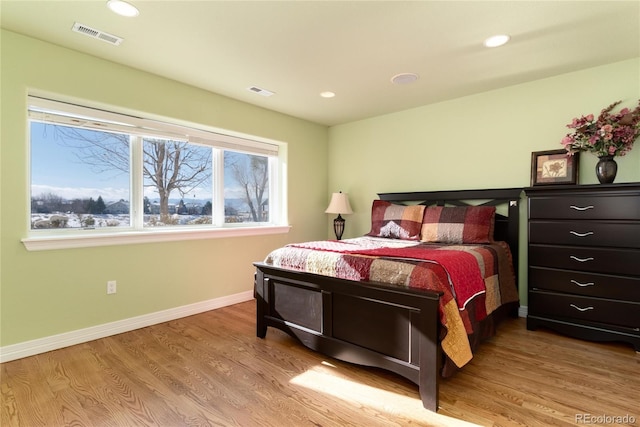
[531,149,579,186]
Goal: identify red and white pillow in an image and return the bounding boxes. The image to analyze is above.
[420,206,496,244]
[366,200,425,240]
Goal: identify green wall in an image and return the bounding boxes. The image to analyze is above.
[2,28,639,350]
[327,57,640,304]
[0,30,329,347]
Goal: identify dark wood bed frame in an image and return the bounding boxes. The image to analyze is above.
[254,188,523,411]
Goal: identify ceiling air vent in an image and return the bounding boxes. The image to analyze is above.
[72,22,123,46]
[247,86,275,97]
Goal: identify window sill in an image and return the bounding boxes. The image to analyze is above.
[22,225,291,251]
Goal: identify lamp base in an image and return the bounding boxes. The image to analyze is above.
[333,214,345,240]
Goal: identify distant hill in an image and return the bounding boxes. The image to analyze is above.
[147,197,250,212]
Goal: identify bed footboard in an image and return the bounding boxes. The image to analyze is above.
[254,263,442,411]
[254,187,523,412]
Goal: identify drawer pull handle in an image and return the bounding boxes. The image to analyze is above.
[569,231,594,237]
[570,304,594,312]
[570,280,595,287]
[569,205,594,211]
[570,256,594,262]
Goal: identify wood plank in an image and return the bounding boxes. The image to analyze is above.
[2,301,639,426]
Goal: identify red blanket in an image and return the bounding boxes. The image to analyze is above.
[264,237,518,367]
[344,245,486,310]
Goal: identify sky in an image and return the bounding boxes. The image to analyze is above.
[31,122,131,201]
[30,122,250,203]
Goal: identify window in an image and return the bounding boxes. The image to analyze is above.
[26,96,287,249]
[142,137,213,227]
[30,122,132,229]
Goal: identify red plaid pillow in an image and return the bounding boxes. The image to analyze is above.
[420,206,495,244]
[367,200,425,240]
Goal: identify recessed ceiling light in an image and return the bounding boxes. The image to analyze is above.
[320,91,335,98]
[483,34,510,48]
[107,0,139,17]
[391,73,419,85]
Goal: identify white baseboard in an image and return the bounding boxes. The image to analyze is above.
[518,305,528,318]
[0,290,254,363]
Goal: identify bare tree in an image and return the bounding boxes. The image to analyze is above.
[226,154,268,222]
[53,128,130,175]
[143,139,211,217]
[53,126,211,216]
[32,192,64,213]
[51,124,268,223]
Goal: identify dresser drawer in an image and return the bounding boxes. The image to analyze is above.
[529,195,640,220]
[529,267,640,301]
[529,221,640,248]
[529,244,640,276]
[529,290,640,328]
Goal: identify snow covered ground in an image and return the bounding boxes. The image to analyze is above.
[30,213,214,229]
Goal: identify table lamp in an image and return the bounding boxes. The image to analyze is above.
[325,191,353,240]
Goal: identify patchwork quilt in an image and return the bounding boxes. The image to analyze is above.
[264,236,518,367]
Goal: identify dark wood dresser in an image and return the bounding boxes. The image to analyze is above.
[525,183,640,351]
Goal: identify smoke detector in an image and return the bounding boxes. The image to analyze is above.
[72,22,123,46]
[391,73,419,85]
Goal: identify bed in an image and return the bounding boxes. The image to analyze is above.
[254,188,522,411]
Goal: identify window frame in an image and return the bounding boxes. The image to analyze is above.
[23,95,289,251]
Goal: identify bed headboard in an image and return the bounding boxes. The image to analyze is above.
[377,187,523,282]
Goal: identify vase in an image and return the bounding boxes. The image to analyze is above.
[595,155,617,184]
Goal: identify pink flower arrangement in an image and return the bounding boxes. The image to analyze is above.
[561,100,640,157]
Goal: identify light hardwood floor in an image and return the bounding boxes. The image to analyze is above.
[2,301,639,427]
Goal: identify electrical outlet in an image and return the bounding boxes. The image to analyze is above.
[107,280,117,294]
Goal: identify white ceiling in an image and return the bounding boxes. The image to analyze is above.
[2,1,639,126]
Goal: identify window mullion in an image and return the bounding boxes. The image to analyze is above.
[269,156,279,224]
[130,135,143,229]
[212,148,224,226]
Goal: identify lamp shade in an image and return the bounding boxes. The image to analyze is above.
[325,192,353,215]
